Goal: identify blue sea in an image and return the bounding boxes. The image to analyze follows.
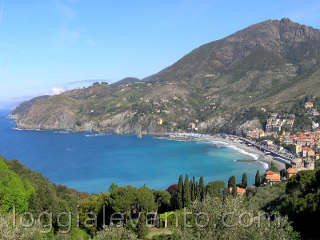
[0,110,265,193]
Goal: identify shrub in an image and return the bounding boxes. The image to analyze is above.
[176,195,300,240]
[94,226,137,240]
[0,215,49,240]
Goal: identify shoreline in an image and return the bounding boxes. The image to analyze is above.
[200,136,271,170]
[154,133,287,170]
[205,135,286,170]
[10,122,285,170]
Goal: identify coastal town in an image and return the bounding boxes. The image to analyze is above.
[156,98,320,195]
[225,99,320,193]
[245,100,320,172]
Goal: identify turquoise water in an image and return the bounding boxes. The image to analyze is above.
[0,110,264,193]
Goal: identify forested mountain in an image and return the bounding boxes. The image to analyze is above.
[11,18,320,133]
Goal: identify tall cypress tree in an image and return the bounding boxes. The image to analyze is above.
[232,181,237,196]
[242,172,248,188]
[228,176,237,196]
[255,170,261,187]
[199,176,205,201]
[189,179,193,202]
[195,181,199,200]
[177,175,184,209]
[183,175,191,207]
[191,176,196,201]
[228,176,236,189]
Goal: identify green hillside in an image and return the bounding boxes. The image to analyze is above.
[0,155,307,239]
[0,155,90,239]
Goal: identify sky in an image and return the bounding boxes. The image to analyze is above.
[1,0,320,108]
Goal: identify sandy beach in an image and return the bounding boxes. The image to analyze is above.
[154,133,286,171]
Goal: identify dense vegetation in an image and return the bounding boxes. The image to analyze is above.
[2,153,320,239]
[276,170,320,239]
[0,155,90,239]
[246,169,320,239]
[0,157,34,214]
[289,96,320,131]
[177,195,299,240]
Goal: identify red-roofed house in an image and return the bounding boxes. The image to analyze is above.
[295,137,312,146]
[305,102,314,109]
[247,129,265,139]
[265,170,274,175]
[313,110,320,116]
[287,168,297,178]
[229,187,246,195]
[302,147,315,158]
[265,170,281,185]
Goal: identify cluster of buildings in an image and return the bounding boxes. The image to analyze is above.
[247,129,317,171]
[245,101,320,171]
[246,113,295,140]
[246,128,268,139]
[265,113,295,134]
[283,131,320,170]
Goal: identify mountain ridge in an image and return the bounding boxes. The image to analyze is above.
[11,18,320,134]
[147,18,320,81]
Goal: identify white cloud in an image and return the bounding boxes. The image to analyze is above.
[50,87,65,95]
[86,39,97,47]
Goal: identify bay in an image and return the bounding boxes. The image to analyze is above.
[0,110,264,193]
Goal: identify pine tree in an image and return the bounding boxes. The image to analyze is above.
[255,170,261,187]
[136,212,148,239]
[242,173,248,188]
[177,175,184,209]
[199,176,205,201]
[183,175,191,207]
